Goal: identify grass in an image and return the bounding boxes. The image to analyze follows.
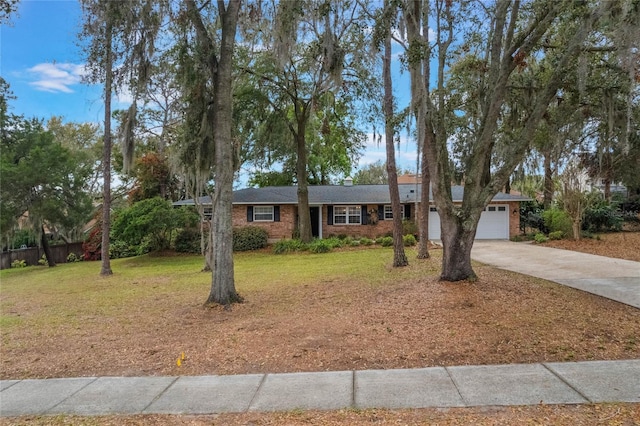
[1,245,638,381]
[2,246,639,425]
[0,248,427,334]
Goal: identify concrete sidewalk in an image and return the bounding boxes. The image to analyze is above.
[471,241,640,308]
[1,360,639,417]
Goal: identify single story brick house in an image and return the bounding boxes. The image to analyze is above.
[175,182,530,241]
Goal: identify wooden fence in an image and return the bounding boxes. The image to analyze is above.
[0,242,85,270]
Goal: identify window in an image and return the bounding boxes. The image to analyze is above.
[203,207,212,220]
[429,207,437,212]
[488,206,496,212]
[254,206,274,221]
[498,206,506,212]
[383,205,405,220]
[334,205,361,225]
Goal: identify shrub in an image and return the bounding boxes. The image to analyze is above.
[11,259,26,268]
[534,233,549,243]
[38,255,48,266]
[542,208,572,237]
[380,236,393,247]
[403,234,417,246]
[402,219,418,237]
[109,240,138,259]
[309,239,332,253]
[111,198,199,253]
[548,230,564,240]
[520,201,545,233]
[66,253,81,262]
[233,226,268,252]
[273,239,306,254]
[323,237,344,249]
[582,201,623,233]
[350,240,361,247]
[174,228,202,253]
[360,237,374,246]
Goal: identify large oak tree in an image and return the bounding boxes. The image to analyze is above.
[403,0,634,281]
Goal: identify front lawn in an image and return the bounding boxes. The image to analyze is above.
[1,247,638,380]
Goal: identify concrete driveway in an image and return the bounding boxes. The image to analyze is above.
[470,241,640,309]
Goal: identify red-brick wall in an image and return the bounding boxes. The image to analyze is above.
[232,205,297,241]
[323,204,408,239]
[507,201,521,239]
[232,202,522,241]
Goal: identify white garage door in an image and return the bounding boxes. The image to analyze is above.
[428,205,509,240]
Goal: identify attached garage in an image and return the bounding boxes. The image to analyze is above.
[429,204,510,240]
[177,183,529,241]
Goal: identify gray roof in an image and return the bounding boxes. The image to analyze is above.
[173,184,530,206]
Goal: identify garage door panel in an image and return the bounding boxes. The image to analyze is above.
[427,205,508,240]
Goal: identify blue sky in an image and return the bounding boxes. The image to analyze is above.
[1,0,418,179]
[1,1,110,123]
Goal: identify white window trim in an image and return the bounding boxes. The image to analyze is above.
[383,204,405,220]
[333,205,361,225]
[254,205,274,222]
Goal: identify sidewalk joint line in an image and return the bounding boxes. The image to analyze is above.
[351,370,356,409]
[0,380,22,393]
[141,376,180,414]
[541,363,592,404]
[247,373,267,412]
[444,367,468,407]
[46,377,98,415]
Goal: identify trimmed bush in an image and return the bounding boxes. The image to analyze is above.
[403,234,417,246]
[380,236,393,247]
[174,228,201,253]
[233,226,268,252]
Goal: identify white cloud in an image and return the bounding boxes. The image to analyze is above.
[27,62,86,93]
[357,133,418,171]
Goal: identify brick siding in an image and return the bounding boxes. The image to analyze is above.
[233,201,522,241]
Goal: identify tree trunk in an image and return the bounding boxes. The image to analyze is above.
[572,219,581,241]
[100,18,113,276]
[295,113,312,243]
[543,150,553,210]
[201,0,242,307]
[603,178,611,202]
[40,225,56,267]
[404,0,430,260]
[439,211,478,281]
[383,25,408,267]
[417,133,431,259]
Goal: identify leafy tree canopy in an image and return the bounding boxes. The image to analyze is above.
[0,116,94,245]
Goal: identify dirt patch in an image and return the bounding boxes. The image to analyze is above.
[1,248,638,380]
[541,231,640,262]
[2,404,640,425]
